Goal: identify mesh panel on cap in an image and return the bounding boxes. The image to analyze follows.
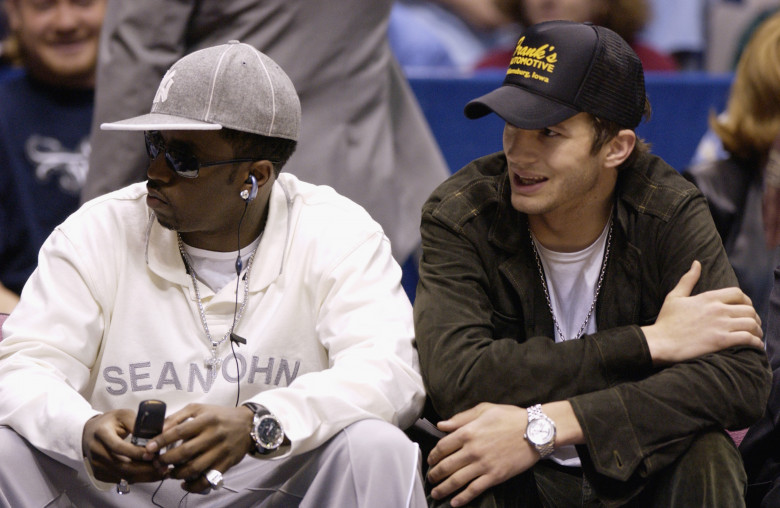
[576,27,645,128]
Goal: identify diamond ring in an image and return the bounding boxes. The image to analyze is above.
[204,469,224,490]
[116,478,130,495]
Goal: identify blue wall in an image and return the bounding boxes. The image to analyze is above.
[409,71,734,173]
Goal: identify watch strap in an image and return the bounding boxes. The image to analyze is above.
[243,402,269,417]
[244,402,281,455]
[527,404,556,458]
[527,404,545,421]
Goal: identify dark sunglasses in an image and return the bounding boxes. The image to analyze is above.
[144,130,273,178]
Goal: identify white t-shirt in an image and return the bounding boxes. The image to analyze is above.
[182,234,263,293]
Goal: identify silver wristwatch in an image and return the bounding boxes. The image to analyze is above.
[244,403,285,455]
[524,404,556,458]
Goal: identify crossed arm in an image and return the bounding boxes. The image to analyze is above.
[423,260,765,506]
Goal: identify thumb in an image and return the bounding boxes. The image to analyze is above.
[667,260,701,299]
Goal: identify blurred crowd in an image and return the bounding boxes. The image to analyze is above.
[388,0,778,75]
[3,0,780,506]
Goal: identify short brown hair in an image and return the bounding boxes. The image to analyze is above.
[588,98,652,168]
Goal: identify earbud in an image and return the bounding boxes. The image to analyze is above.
[240,175,258,203]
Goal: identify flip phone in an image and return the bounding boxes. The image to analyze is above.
[130,399,166,446]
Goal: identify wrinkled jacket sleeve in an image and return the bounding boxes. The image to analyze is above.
[0,228,105,470]
[244,231,426,456]
[569,195,770,485]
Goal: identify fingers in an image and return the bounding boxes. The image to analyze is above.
[88,439,164,484]
[145,405,252,494]
[147,416,196,454]
[437,404,483,432]
[430,405,492,466]
[428,431,463,468]
[175,453,221,490]
[698,297,763,342]
[428,447,515,507]
[449,473,497,508]
[731,330,765,350]
[85,411,145,463]
[161,404,201,432]
[696,286,754,306]
[428,454,482,499]
[666,260,701,299]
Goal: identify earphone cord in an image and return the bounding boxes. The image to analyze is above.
[231,201,250,407]
[144,202,250,506]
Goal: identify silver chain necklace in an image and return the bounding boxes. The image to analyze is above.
[177,234,258,377]
[529,218,613,342]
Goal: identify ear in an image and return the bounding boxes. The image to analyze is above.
[246,160,274,188]
[603,129,636,169]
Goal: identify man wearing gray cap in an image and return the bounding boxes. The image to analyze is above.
[0,41,426,506]
[414,21,770,506]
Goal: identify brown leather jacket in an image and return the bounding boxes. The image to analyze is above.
[414,150,771,503]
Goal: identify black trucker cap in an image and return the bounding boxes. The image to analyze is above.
[465,20,646,129]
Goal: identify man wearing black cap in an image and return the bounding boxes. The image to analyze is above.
[414,20,770,506]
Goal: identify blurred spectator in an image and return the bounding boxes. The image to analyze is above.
[689,113,728,167]
[730,6,780,70]
[0,0,106,313]
[739,262,780,507]
[641,0,705,70]
[477,0,678,71]
[0,0,7,43]
[388,3,457,70]
[83,0,450,299]
[389,0,520,73]
[0,0,22,81]
[684,11,780,326]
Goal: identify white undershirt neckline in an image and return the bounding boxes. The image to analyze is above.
[181,234,263,293]
[531,221,611,343]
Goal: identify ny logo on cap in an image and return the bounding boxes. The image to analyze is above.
[154,70,176,104]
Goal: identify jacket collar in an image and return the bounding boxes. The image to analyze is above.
[145,177,292,295]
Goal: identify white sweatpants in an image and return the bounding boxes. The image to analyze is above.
[0,418,426,507]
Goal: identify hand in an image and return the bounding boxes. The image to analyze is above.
[763,138,780,248]
[427,403,536,507]
[642,260,763,365]
[145,403,255,493]
[82,410,167,484]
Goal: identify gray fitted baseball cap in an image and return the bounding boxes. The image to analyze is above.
[101,41,301,141]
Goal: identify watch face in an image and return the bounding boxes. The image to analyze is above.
[256,415,284,449]
[526,418,555,445]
